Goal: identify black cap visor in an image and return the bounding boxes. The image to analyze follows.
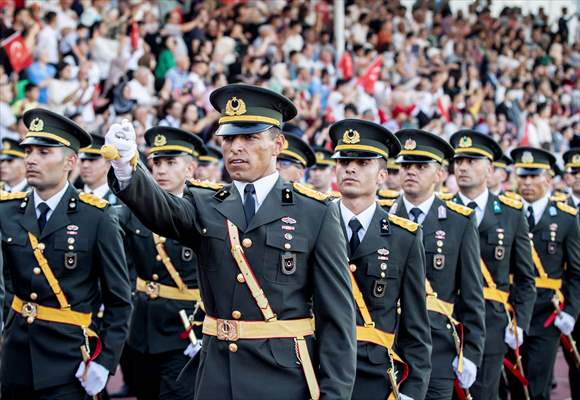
[215,122,274,136]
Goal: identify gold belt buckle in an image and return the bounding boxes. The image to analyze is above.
[216,319,240,341]
[21,302,38,324]
[145,281,160,299]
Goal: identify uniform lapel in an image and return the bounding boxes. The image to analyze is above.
[478,194,499,233]
[39,185,75,240]
[394,196,409,219]
[17,192,40,237]
[422,197,444,236]
[351,207,390,260]
[246,178,289,232]
[532,201,552,234]
[214,184,247,232]
[337,203,351,258]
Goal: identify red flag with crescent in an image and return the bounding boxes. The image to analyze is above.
[357,56,382,93]
[1,33,32,73]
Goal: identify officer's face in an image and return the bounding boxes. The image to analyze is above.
[277,159,304,182]
[309,165,334,191]
[386,168,401,190]
[400,162,440,197]
[488,167,507,189]
[24,146,76,191]
[454,157,492,191]
[568,171,580,196]
[195,163,219,182]
[152,155,195,195]
[0,158,26,185]
[80,157,110,188]
[222,132,284,182]
[517,172,551,203]
[336,158,384,198]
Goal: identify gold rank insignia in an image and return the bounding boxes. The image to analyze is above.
[225,97,247,116]
[522,151,534,163]
[388,214,419,233]
[498,194,523,209]
[316,152,324,161]
[29,118,44,132]
[342,129,360,144]
[557,202,577,216]
[404,139,416,150]
[78,192,108,209]
[445,201,473,217]
[153,134,167,146]
[293,182,329,202]
[458,136,472,148]
[188,179,224,191]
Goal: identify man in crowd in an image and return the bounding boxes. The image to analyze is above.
[0,138,29,193]
[277,123,315,183]
[78,134,116,204]
[308,146,336,195]
[194,144,223,183]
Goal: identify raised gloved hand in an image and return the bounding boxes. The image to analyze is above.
[75,360,109,396]
[184,342,202,358]
[104,119,137,182]
[504,323,524,350]
[554,311,575,336]
[398,393,414,400]
[453,356,477,389]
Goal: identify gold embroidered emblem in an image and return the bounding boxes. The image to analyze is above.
[316,152,324,161]
[522,151,534,164]
[404,139,416,150]
[29,118,44,132]
[572,154,580,164]
[3,141,10,150]
[342,129,360,144]
[458,136,472,148]
[225,97,247,116]
[153,134,167,146]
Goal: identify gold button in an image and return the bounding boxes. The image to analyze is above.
[498,240,504,246]
[135,229,141,234]
[38,243,45,251]
[156,255,162,261]
[284,243,291,250]
[33,267,41,275]
[229,343,238,353]
[349,264,357,272]
[232,310,241,320]
[67,238,75,244]
[446,323,451,329]
[436,240,444,247]
[498,233,505,239]
[242,238,252,248]
[380,272,386,278]
[68,245,74,251]
[152,274,159,281]
[237,273,245,283]
[30,292,38,301]
[529,233,534,239]
[437,248,442,253]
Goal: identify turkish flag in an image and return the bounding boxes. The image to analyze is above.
[357,56,382,93]
[338,51,353,80]
[437,96,450,122]
[1,33,32,73]
[130,20,139,50]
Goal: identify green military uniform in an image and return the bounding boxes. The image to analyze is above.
[329,119,432,400]
[78,134,117,204]
[0,137,30,193]
[108,84,356,400]
[449,131,537,400]
[117,127,206,400]
[508,147,580,399]
[0,109,132,399]
[390,129,485,399]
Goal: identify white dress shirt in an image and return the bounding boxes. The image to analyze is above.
[33,183,69,221]
[458,189,489,226]
[233,172,279,213]
[402,194,436,225]
[523,194,550,225]
[83,183,110,199]
[340,201,377,242]
[4,179,28,193]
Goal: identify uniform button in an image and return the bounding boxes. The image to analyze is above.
[437,248,442,254]
[232,310,241,319]
[135,229,141,234]
[156,255,162,261]
[237,273,245,283]
[229,343,238,353]
[202,228,207,235]
[498,233,505,239]
[33,267,41,275]
[528,233,534,239]
[242,238,252,248]
[284,243,291,250]
[30,292,38,301]
[68,245,74,251]
[349,264,357,272]
[6,237,12,243]
[380,263,387,270]
[380,272,386,278]
[152,274,159,281]
[67,238,75,244]
[498,240,504,246]
[38,243,45,251]
[446,323,451,329]
[436,240,444,247]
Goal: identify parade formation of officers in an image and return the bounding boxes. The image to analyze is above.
[0,83,579,400]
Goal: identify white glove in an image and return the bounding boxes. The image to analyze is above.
[75,360,109,396]
[183,342,202,358]
[453,356,477,389]
[504,323,524,350]
[398,394,414,400]
[104,119,137,182]
[554,311,575,336]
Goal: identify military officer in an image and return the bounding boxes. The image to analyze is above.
[276,123,316,183]
[116,127,206,400]
[105,84,356,400]
[195,144,223,183]
[385,158,402,191]
[330,119,431,400]
[0,137,29,193]
[450,130,537,400]
[488,155,514,196]
[308,146,336,194]
[390,129,484,399]
[508,147,580,400]
[0,108,132,399]
[79,134,117,204]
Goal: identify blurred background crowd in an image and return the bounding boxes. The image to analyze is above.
[0,0,578,184]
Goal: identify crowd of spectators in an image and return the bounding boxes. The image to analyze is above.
[0,0,578,167]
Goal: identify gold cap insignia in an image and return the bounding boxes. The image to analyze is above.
[153,134,167,146]
[458,136,472,148]
[225,97,247,116]
[3,141,10,150]
[404,139,416,150]
[572,154,580,163]
[29,118,44,132]
[316,152,324,161]
[522,151,534,163]
[342,129,360,144]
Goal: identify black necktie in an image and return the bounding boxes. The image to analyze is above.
[467,201,478,210]
[37,203,50,232]
[409,207,423,223]
[527,205,535,230]
[348,218,363,255]
[243,184,256,225]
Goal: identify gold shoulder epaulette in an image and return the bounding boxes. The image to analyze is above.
[0,190,28,201]
[504,191,522,201]
[388,214,419,233]
[378,199,395,208]
[79,192,108,209]
[445,201,474,217]
[437,191,455,201]
[557,201,577,216]
[328,190,342,199]
[550,192,569,202]
[293,182,329,202]
[378,189,400,199]
[498,194,523,210]
[188,179,223,191]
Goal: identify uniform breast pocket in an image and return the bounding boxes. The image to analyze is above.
[486,232,513,261]
[198,222,228,271]
[2,232,28,252]
[365,261,399,307]
[264,229,309,285]
[424,239,450,274]
[54,236,89,271]
[540,232,563,257]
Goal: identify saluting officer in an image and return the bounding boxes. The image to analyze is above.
[390,129,484,399]
[0,137,29,193]
[330,119,431,400]
[194,144,223,183]
[117,127,206,400]
[78,134,117,204]
[277,123,316,183]
[450,131,537,400]
[0,108,132,399]
[105,84,356,400]
[509,147,580,400]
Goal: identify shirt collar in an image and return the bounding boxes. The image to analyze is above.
[34,183,69,212]
[402,193,435,217]
[7,179,28,193]
[339,201,377,234]
[458,188,489,211]
[233,171,279,209]
[83,182,110,199]
[523,193,550,220]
